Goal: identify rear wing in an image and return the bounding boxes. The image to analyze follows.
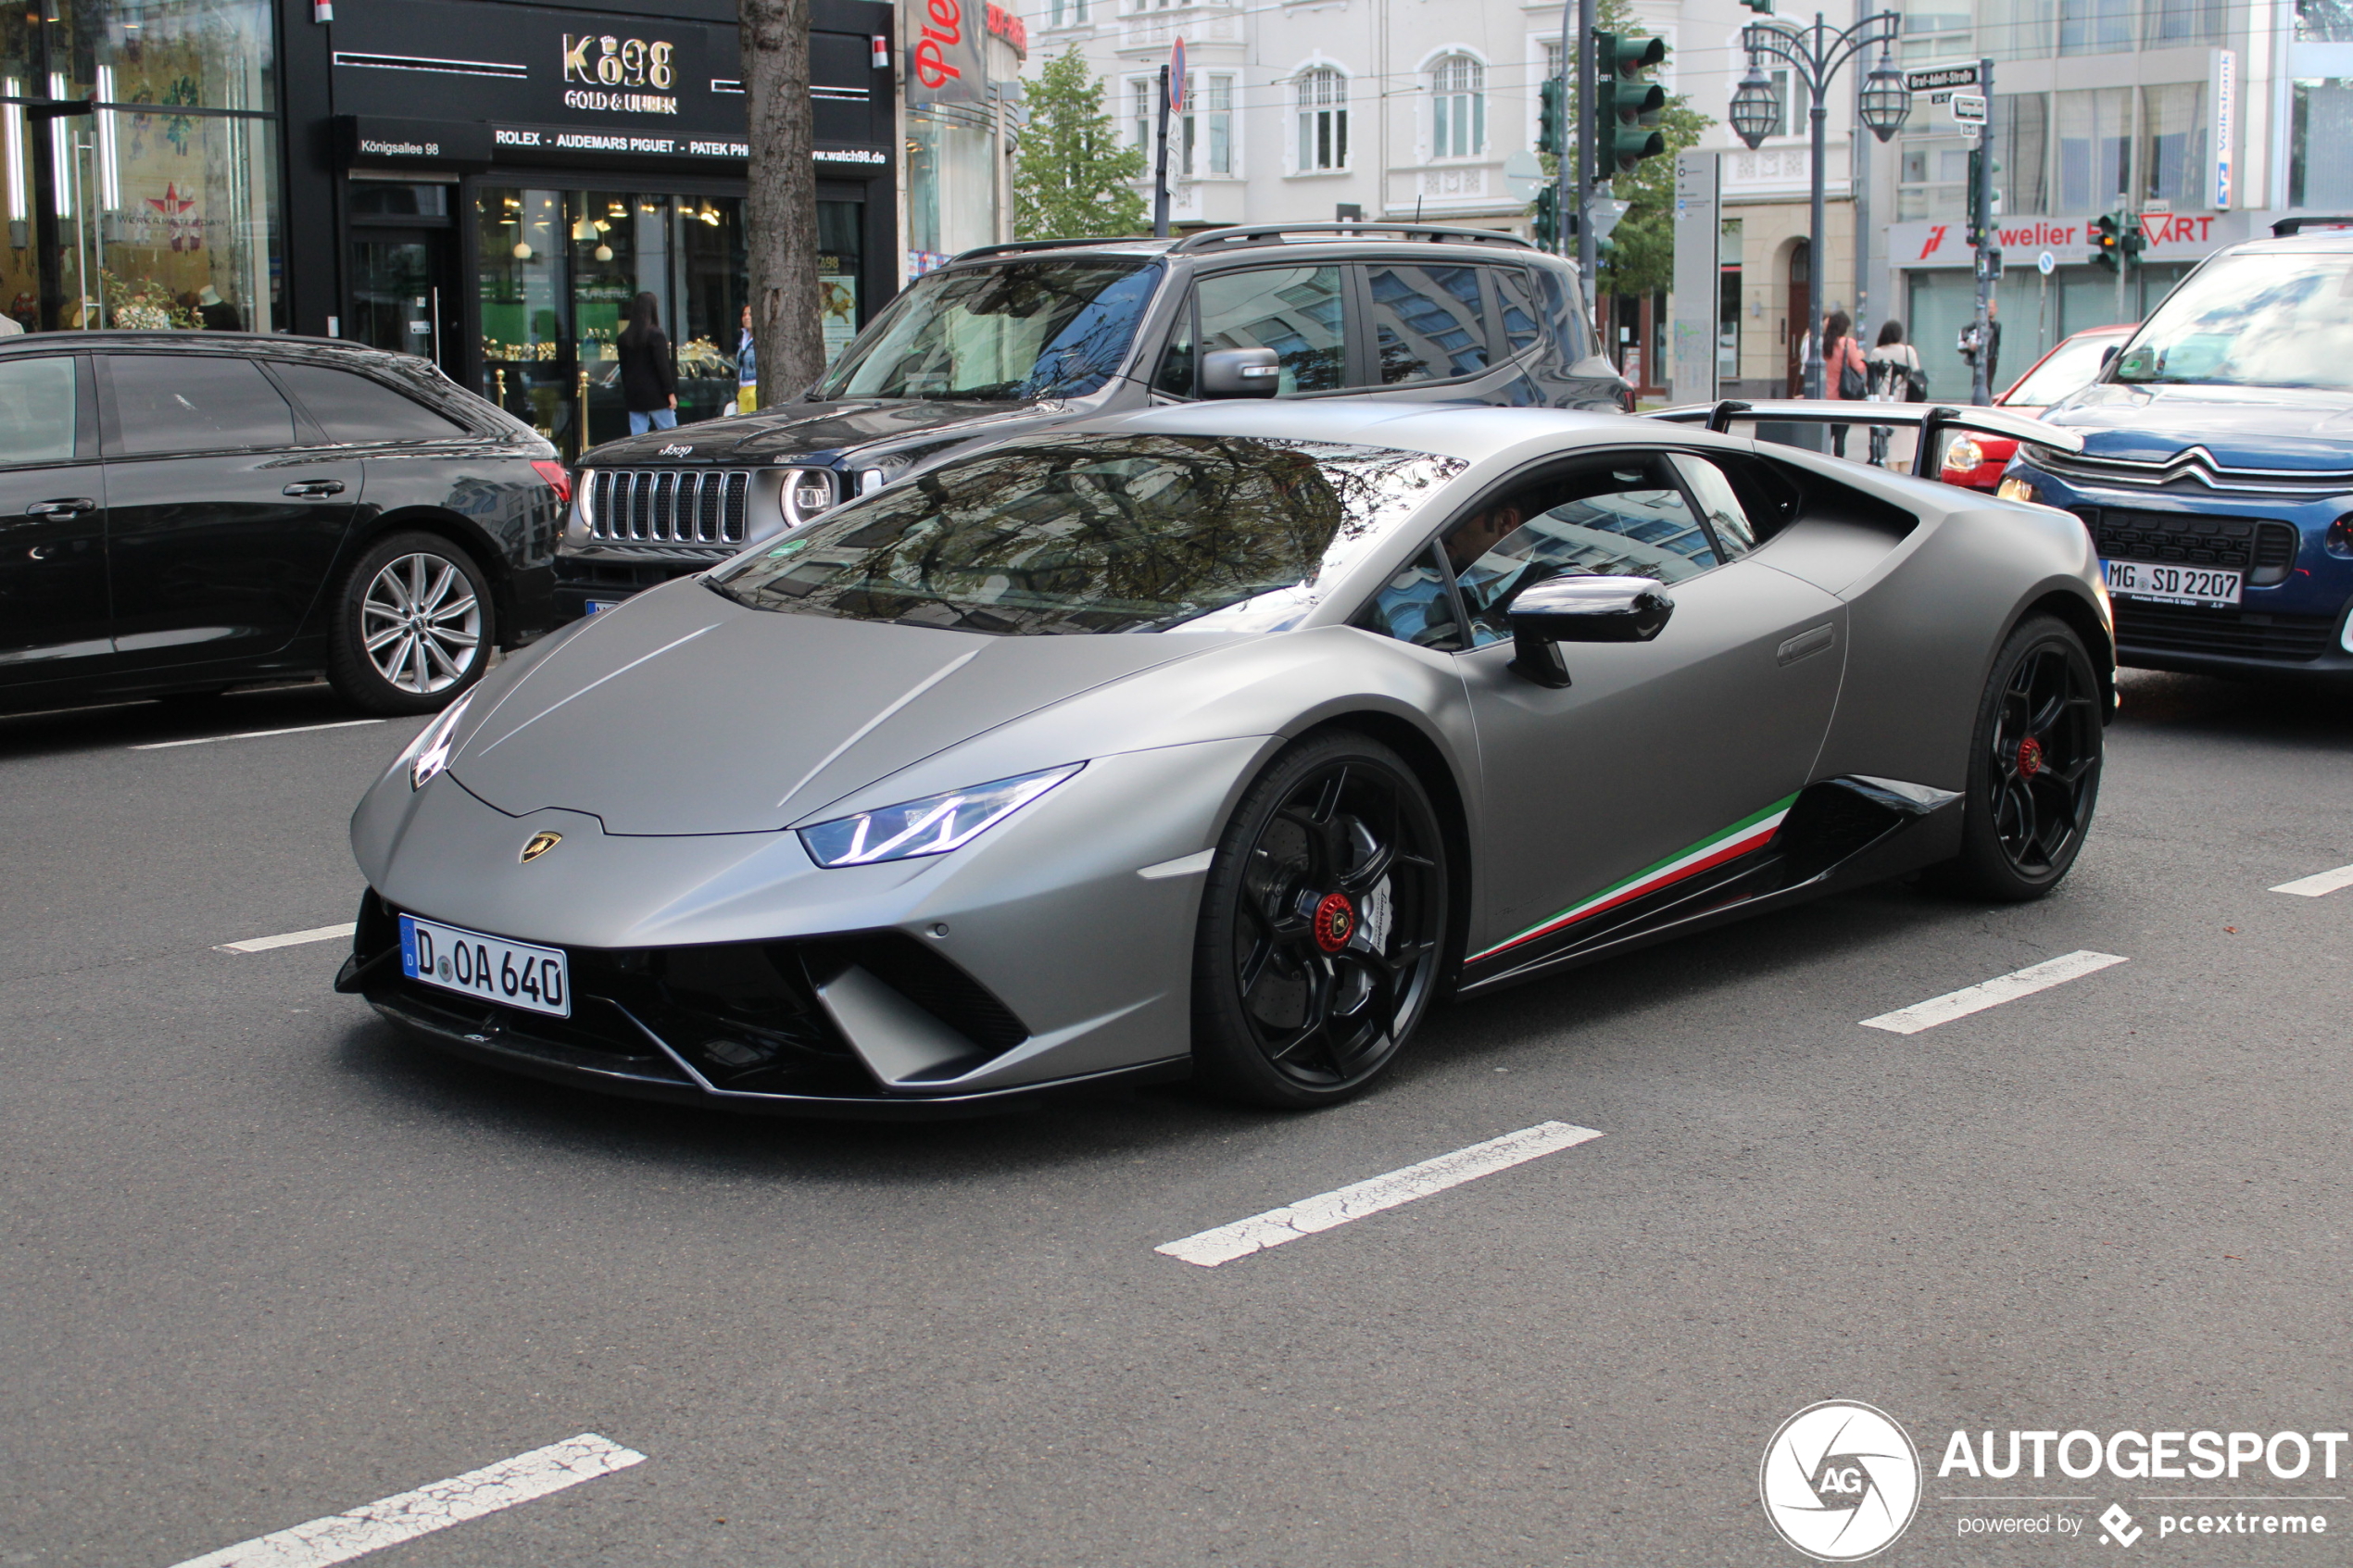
[1646,399,2083,481]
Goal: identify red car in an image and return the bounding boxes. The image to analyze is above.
[1939,322,2137,490]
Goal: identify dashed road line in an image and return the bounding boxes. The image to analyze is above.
[2270,864,2353,897]
[163,1433,643,1568]
[131,720,383,751]
[214,923,357,955]
[1860,950,2128,1035]
[1155,1120,1604,1268]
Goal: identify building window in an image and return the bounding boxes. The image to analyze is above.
[1430,55,1486,159]
[1897,136,1975,220]
[1131,78,1153,154]
[1767,69,1793,138]
[2058,0,2135,56]
[1206,75,1235,174]
[2145,0,2224,45]
[2293,78,2353,207]
[1996,91,2049,216]
[1296,68,1348,170]
[1049,0,1088,25]
[2057,87,2133,209]
[2140,82,2206,206]
[1902,6,1972,64]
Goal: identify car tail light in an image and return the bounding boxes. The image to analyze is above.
[532,459,573,505]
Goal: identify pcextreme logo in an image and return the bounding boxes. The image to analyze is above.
[1761,1401,1923,1562]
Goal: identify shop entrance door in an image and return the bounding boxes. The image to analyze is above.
[346,183,460,379]
[348,232,456,370]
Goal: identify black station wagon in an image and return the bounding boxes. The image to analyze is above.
[0,332,566,717]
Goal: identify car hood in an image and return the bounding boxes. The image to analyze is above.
[2046,383,2353,470]
[447,578,1210,835]
[577,396,1087,468]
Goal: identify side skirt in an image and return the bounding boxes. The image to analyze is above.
[1453,775,1961,997]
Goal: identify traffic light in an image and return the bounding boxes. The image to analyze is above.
[1592,30,1667,183]
[2120,217,2147,270]
[1533,185,1560,250]
[2091,211,2121,274]
[1538,78,1566,159]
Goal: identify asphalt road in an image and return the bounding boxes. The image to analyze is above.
[3,670,2348,1567]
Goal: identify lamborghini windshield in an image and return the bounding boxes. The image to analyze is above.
[813,258,1161,402]
[707,433,1462,634]
[2111,250,2353,391]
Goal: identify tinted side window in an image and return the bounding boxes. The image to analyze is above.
[272,362,469,442]
[1492,268,1544,355]
[109,356,296,455]
[1445,460,1721,648]
[0,357,78,466]
[1195,266,1345,395]
[1669,453,1756,558]
[1367,264,1490,384]
[1353,542,1465,651]
[1153,300,1195,395]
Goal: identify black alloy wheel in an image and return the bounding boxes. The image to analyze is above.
[325,530,496,717]
[1193,733,1449,1109]
[1934,615,2103,900]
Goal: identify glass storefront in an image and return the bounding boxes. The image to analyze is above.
[3,0,280,332]
[906,105,998,269]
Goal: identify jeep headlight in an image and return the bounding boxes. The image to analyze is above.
[779,468,837,528]
[799,764,1084,868]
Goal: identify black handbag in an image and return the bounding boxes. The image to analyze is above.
[1836,343,1867,400]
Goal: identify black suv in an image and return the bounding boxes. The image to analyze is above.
[560,224,1626,618]
[0,333,565,717]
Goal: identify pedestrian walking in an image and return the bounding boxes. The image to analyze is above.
[734,302,757,415]
[1822,310,1868,458]
[616,291,679,435]
[1865,320,1926,467]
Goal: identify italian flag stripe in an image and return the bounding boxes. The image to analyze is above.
[1468,793,1800,964]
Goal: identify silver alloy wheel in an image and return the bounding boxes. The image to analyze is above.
[360,551,482,695]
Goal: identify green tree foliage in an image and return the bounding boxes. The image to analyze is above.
[1531,0,1713,298]
[1015,48,1151,241]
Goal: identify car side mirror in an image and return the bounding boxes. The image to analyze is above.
[1505,575,1675,689]
[2100,345,2119,369]
[1201,347,1280,398]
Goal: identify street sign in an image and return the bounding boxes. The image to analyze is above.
[2142,197,2171,214]
[1169,38,1186,110]
[1502,149,1543,202]
[1951,93,1986,123]
[1905,64,1979,92]
[2037,250,2056,276]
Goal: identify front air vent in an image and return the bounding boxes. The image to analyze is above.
[584,469,753,546]
[2250,522,2300,585]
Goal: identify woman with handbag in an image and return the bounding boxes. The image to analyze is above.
[1822,310,1868,458]
[1864,320,1926,468]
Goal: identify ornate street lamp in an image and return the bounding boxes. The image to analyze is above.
[1858,48,1912,144]
[1734,10,1906,398]
[1730,58,1780,152]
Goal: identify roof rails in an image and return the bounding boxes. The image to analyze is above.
[950,235,1170,263]
[2271,216,2353,237]
[1168,222,1535,255]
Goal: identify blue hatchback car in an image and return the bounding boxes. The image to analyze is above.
[2004,227,2353,680]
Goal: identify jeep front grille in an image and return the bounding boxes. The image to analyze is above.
[585,469,751,546]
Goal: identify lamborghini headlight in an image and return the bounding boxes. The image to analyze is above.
[799,763,1084,868]
[401,694,474,791]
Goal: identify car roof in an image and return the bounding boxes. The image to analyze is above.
[1056,398,1658,464]
[0,330,431,371]
[942,223,1553,270]
[2224,231,2353,256]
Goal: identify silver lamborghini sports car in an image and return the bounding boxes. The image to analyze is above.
[340,400,2113,1115]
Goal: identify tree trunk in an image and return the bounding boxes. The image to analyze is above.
[740,0,824,407]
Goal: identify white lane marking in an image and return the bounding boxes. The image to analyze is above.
[131,720,383,751]
[1137,848,1215,880]
[164,1433,643,1568]
[2271,863,2353,897]
[1860,949,2128,1035]
[1155,1120,1603,1268]
[214,923,357,955]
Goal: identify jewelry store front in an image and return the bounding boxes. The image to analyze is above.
[285,0,897,458]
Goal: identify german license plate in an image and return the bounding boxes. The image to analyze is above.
[399,914,571,1018]
[584,599,622,615]
[2102,558,2243,608]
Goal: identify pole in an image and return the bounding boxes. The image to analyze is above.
[1851,0,1871,343]
[2116,203,2130,325]
[1554,4,1574,259]
[1153,63,1171,239]
[1575,0,1595,289]
[1805,14,1826,400]
[1970,56,1994,405]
